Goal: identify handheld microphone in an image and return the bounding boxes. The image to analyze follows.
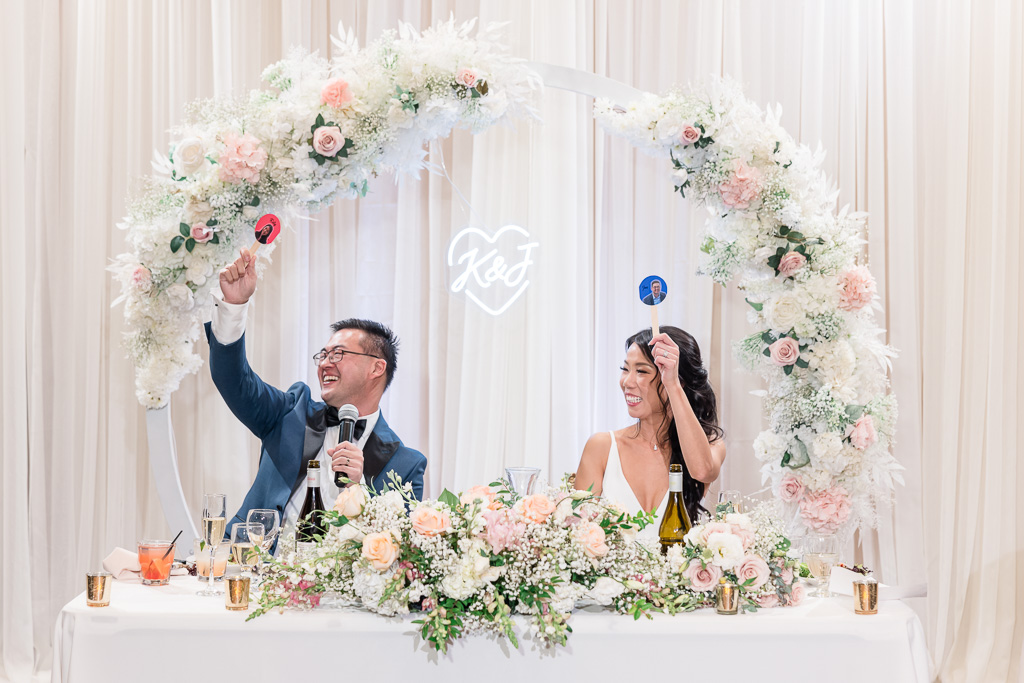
[334,404,360,488]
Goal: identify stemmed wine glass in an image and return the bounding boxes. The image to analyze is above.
[803,533,840,598]
[197,493,227,597]
[230,522,264,577]
[717,490,742,513]
[246,508,280,579]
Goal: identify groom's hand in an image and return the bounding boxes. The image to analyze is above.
[219,248,258,304]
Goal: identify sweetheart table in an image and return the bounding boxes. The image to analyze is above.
[52,576,930,682]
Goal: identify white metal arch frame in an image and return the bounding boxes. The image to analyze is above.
[146,63,643,549]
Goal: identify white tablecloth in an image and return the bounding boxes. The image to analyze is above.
[53,576,931,682]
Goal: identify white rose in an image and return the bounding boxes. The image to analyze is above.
[174,137,206,177]
[585,577,625,606]
[665,544,686,573]
[336,524,365,544]
[753,430,787,463]
[683,525,705,548]
[767,294,804,332]
[706,532,744,570]
[813,432,844,467]
[241,205,260,220]
[386,101,415,129]
[618,522,639,544]
[165,283,194,310]
[725,512,753,531]
[184,197,214,224]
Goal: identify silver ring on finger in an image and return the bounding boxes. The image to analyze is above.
[663,350,669,358]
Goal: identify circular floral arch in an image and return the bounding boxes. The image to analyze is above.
[114,18,899,536]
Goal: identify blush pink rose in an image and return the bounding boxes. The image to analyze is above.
[799,485,851,533]
[576,521,610,558]
[778,474,805,503]
[312,126,346,157]
[410,506,451,537]
[768,337,800,366]
[736,555,771,590]
[190,223,213,243]
[719,159,762,209]
[779,565,795,585]
[846,415,878,450]
[130,265,152,292]
[217,132,267,184]
[755,592,780,608]
[455,68,479,88]
[838,265,877,311]
[361,531,399,571]
[788,582,807,606]
[695,521,733,546]
[777,251,807,277]
[320,78,353,109]
[683,558,722,591]
[516,494,556,524]
[730,524,756,551]
[680,124,701,145]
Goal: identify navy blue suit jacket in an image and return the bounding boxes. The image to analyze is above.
[205,324,427,533]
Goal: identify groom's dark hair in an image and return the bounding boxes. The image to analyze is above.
[330,318,400,390]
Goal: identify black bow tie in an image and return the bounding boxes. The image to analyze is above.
[324,409,368,440]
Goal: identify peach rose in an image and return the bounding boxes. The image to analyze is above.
[410,506,451,537]
[778,474,805,503]
[846,415,878,450]
[190,223,213,243]
[313,126,346,157]
[455,68,479,88]
[361,531,399,571]
[517,494,556,524]
[682,558,722,591]
[681,124,701,145]
[461,485,502,510]
[736,555,771,590]
[575,521,609,558]
[320,78,353,109]
[777,251,806,277]
[768,337,800,366]
[333,484,366,518]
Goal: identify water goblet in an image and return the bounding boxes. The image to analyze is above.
[246,508,281,565]
[505,467,541,496]
[803,533,840,598]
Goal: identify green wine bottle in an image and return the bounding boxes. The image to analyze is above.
[659,463,692,554]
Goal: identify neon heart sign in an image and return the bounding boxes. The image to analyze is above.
[446,225,539,316]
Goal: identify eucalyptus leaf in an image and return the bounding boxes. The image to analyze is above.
[845,405,865,420]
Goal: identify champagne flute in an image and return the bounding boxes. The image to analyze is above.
[230,522,264,577]
[198,493,227,597]
[803,533,840,598]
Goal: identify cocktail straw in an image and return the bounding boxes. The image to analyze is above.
[161,530,183,560]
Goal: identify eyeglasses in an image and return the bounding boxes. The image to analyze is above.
[313,347,381,365]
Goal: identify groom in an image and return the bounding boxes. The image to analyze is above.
[206,248,426,535]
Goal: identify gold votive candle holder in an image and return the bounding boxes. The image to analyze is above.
[86,571,112,607]
[853,576,878,615]
[715,580,739,615]
[225,575,251,611]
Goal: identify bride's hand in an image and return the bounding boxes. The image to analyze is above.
[650,333,682,390]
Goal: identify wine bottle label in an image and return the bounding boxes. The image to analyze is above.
[669,472,683,491]
[307,472,317,486]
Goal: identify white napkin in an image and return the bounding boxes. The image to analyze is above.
[102,547,187,580]
[829,566,927,600]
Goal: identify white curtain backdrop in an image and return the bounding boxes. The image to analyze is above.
[1,1,1021,682]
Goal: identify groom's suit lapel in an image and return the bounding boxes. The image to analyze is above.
[301,406,399,488]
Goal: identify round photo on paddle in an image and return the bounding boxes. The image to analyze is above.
[639,275,668,305]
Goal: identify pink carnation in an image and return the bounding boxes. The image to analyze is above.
[838,265,877,311]
[719,159,762,209]
[799,485,851,533]
[218,132,267,184]
[682,558,722,592]
[768,337,800,366]
[846,415,878,450]
[320,78,353,109]
[735,555,771,590]
[777,251,806,277]
[778,474,805,503]
[482,509,524,553]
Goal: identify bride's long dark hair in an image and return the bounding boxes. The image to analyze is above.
[626,326,723,523]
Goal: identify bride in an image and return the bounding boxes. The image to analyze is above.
[575,326,725,531]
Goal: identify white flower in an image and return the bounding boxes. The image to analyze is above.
[725,512,753,531]
[766,293,804,332]
[665,544,686,573]
[812,431,844,473]
[706,531,744,570]
[173,137,206,177]
[183,197,214,224]
[165,283,194,310]
[585,577,625,606]
[753,431,787,463]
